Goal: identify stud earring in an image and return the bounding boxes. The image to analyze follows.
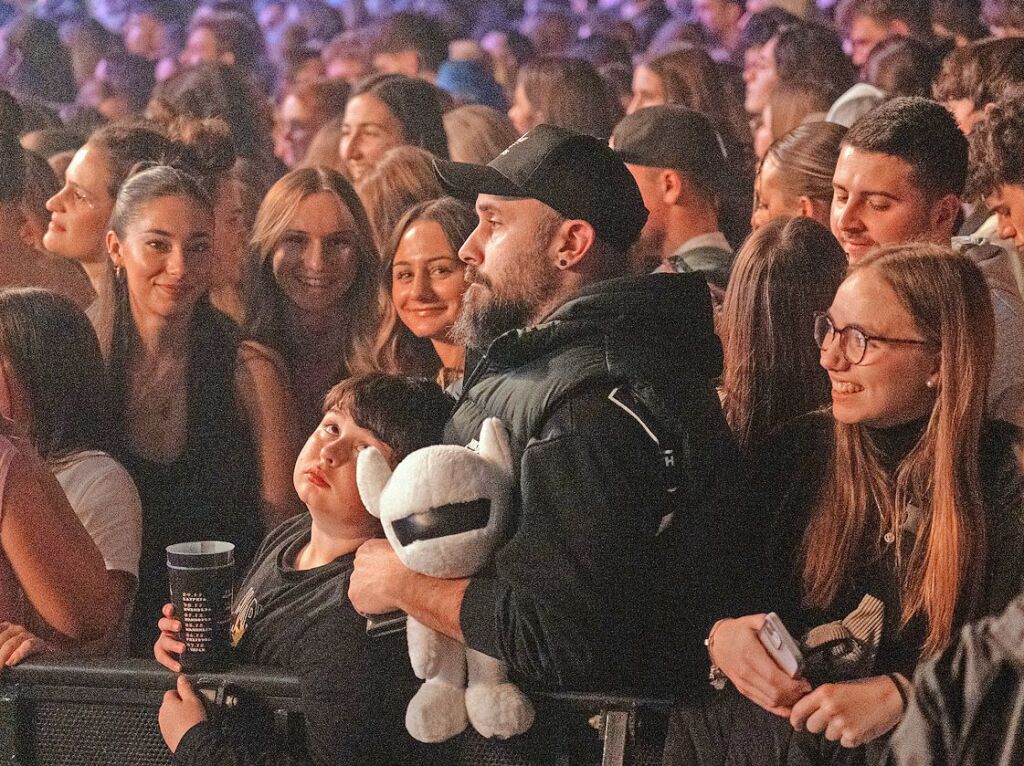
[926,379,936,389]
[558,259,569,268]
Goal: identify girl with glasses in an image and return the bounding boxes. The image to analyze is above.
[665,242,1024,765]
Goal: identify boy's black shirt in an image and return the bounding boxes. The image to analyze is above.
[173,513,424,766]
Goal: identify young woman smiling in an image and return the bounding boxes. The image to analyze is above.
[43,122,172,355]
[245,166,383,436]
[105,164,301,653]
[665,244,1024,764]
[376,197,475,388]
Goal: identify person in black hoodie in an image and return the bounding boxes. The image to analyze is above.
[348,124,752,696]
[664,243,1024,766]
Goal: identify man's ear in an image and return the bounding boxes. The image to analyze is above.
[797,195,817,220]
[930,193,962,237]
[889,20,911,37]
[553,219,596,270]
[662,169,683,206]
[106,230,123,268]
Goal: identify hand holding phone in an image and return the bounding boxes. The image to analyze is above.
[758,612,804,678]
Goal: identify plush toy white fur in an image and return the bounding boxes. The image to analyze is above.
[356,417,536,743]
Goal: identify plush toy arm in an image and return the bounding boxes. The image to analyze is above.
[356,447,392,519]
[477,418,514,478]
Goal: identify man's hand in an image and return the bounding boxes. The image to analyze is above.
[159,674,207,753]
[349,539,409,615]
[0,621,49,665]
[789,675,905,748]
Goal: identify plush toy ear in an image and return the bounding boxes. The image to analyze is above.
[477,418,513,477]
[356,447,392,519]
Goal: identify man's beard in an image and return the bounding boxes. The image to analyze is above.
[628,227,664,275]
[452,260,560,350]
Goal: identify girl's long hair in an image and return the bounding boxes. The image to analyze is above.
[802,244,994,656]
[721,216,847,449]
[244,166,382,378]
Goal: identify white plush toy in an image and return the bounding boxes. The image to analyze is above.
[356,417,536,743]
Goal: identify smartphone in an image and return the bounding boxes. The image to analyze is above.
[758,612,804,677]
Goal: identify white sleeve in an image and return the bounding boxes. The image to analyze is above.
[57,455,143,581]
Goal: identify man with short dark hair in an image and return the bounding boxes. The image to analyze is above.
[372,11,449,82]
[835,0,932,66]
[831,96,1024,426]
[694,0,745,60]
[349,125,749,694]
[612,106,734,293]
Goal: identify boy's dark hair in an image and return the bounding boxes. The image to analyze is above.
[737,7,800,53]
[324,374,454,461]
[968,92,1024,199]
[843,96,968,199]
[933,37,1024,110]
[932,0,988,43]
[374,12,449,74]
[774,22,857,106]
[836,0,932,37]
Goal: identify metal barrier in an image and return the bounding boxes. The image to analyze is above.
[0,658,673,766]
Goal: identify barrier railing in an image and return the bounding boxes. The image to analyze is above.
[0,658,673,766]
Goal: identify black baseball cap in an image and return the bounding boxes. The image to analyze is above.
[612,106,729,195]
[432,124,648,253]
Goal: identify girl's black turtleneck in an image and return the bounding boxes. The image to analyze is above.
[866,417,928,472]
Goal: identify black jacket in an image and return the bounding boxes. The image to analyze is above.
[887,592,1024,766]
[447,273,753,693]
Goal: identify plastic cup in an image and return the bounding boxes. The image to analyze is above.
[166,541,234,671]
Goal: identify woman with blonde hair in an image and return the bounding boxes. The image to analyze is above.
[354,146,443,250]
[752,121,846,231]
[719,216,846,450]
[376,197,475,388]
[443,104,519,164]
[665,244,1024,764]
[244,166,383,435]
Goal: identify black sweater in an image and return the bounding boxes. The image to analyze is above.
[173,514,424,766]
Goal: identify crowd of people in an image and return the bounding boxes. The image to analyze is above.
[0,0,1023,763]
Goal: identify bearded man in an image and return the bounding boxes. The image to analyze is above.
[349,125,753,695]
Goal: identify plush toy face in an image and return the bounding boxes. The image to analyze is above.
[357,418,514,579]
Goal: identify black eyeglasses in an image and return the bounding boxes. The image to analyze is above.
[813,312,932,365]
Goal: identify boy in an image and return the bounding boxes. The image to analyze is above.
[155,374,453,765]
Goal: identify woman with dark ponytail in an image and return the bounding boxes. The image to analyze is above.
[104,162,300,654]
[0,90,92,305]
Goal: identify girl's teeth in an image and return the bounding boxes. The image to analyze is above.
[833,381,863,394]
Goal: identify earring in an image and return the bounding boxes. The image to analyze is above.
[114,264,123,280]
[558,259,569,268]
[926,379,936,390]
